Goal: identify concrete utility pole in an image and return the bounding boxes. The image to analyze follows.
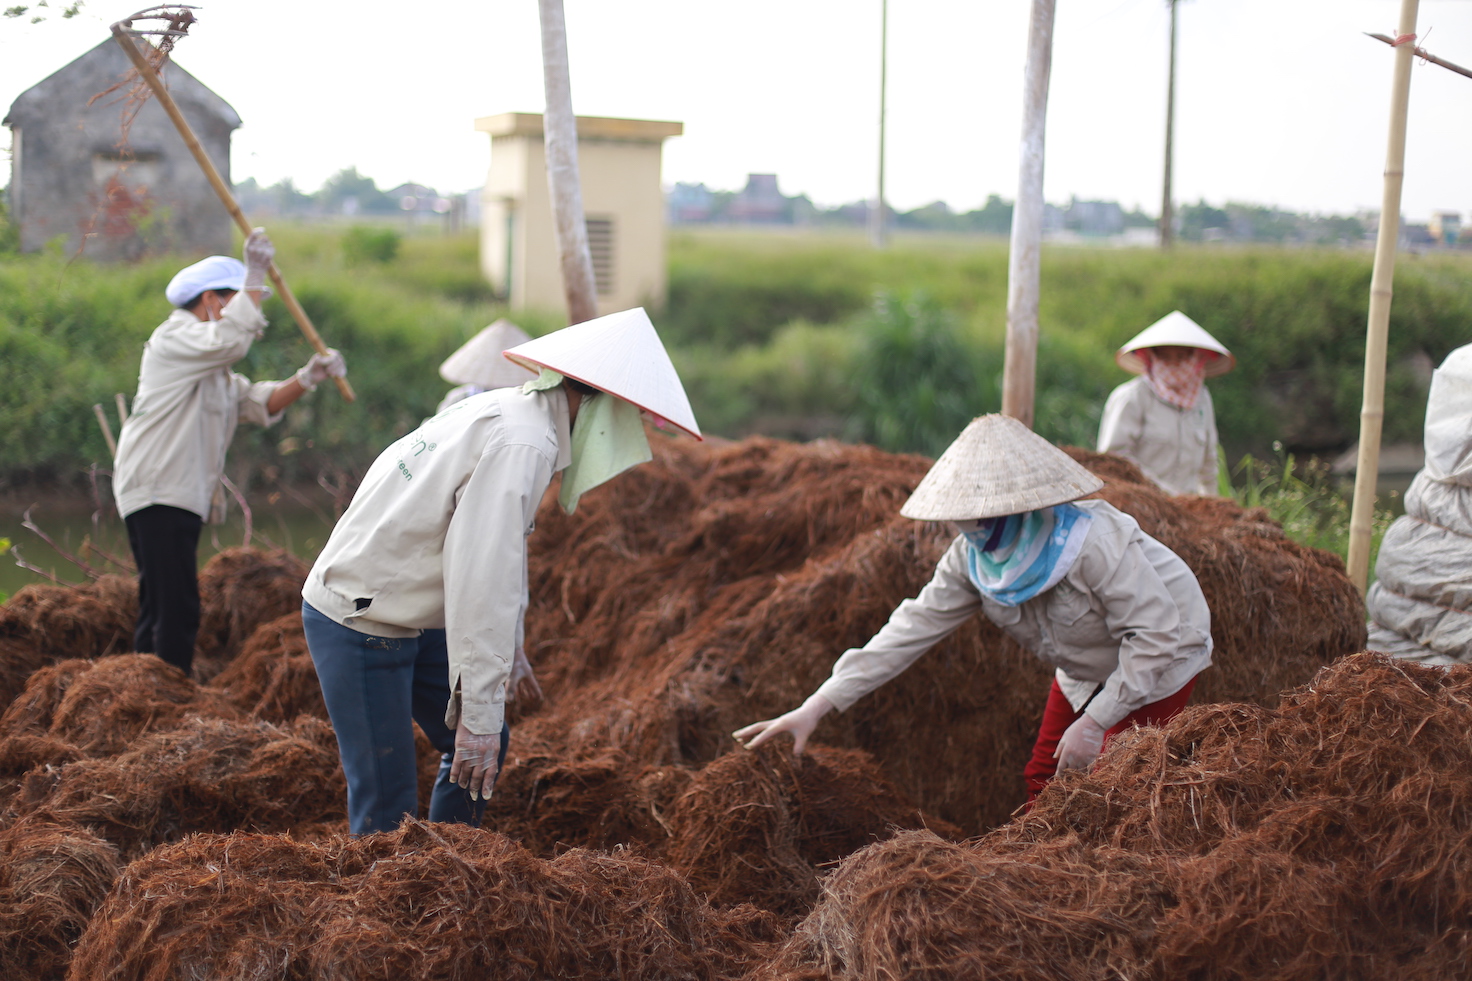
[1347,0,1421,592]
[869,0,889,249]
[1159,0,1179,249]
[1001,0,1056,428]
[538,0,599,325]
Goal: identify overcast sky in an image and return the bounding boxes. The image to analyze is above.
[2,0,1469,219]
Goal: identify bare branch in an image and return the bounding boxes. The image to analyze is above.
[22,506,104,579]
[9,545,81,587]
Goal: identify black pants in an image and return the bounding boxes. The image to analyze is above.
[125,504,203,675]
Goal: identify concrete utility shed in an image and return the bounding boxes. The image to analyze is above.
[4,39,239,260]
[477,112,682,316]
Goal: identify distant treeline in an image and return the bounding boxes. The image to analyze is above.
[668,179,1409,248]
[233,169,460,219]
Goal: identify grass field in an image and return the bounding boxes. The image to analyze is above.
[0,222,1452,577]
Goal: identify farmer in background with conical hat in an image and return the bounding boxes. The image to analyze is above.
[435,319,537,413]
[736,415,1212,802]
[113,229,346,678]
[302,308,700,835]
[1096,311,1235,496]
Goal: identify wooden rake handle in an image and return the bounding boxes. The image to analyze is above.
[110,23,356,402]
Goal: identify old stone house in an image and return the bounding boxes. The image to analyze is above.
[4,38,239,260]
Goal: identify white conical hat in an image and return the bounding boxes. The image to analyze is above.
[504,307,702,440]
[440,320,537,388]
[1116,311,1235,377]
[900,414,1104,521]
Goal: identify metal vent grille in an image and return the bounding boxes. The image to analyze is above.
[585,217,614,296]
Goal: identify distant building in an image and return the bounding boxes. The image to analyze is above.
[3,39,240,260]
[477,112,682,315]
[1402,224,1436,247]
[727,174,786,223]
[1042,203,1066,235]
[1066,197,1125,237]
[667,182,714,223]
[1430,211,1462,246]
[388,183,452,215]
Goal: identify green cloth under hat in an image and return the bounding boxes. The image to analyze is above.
[523,368,652,513]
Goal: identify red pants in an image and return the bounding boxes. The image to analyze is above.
[1022,677,1197,804]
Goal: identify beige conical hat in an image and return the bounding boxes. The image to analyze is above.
[504,307,702,440]
[1116,311,1235,377]
[440,320,537,388]
[900,414,1104,521]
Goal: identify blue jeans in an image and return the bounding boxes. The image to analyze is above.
[301,602,508,835]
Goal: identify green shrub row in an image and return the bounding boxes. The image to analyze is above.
[2,225,1470,489]
[667,231,1472,457]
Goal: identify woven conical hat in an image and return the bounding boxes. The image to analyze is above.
[504,307,702,440]
[440,320,537,388]
[900,414,1104,521]
[1116,311,1235,377]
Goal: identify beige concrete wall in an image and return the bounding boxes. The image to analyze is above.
[478,115,678,321]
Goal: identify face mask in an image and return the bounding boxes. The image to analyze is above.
[955,517,1004,551]
[557,391,652,514]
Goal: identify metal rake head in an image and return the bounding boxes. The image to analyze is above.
[111,5,198,55]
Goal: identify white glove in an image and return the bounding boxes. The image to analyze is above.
[507,646,544,704]
[1054,713,1107,771]
[448,721,501,802]
[732,693,835,756]
[243,227,274,296]
[295,349,346,391]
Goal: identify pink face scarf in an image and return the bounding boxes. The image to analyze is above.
[1140,348,1210,410]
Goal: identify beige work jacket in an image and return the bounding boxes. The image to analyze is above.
[113,292,285,521]
[303,387,571,737]
[814,500,1213,729]
[1097,377,1219,496]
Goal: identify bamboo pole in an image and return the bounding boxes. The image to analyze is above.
[1001,0,1056,428]
[869,0,889,250]
[1367,32,1472,82]
[92,404,117,458]
[109,22,356,402]
[1159,0,1178,249]
[538,0,599,326]
[114,392,129,425]
[1347,0,1420,592]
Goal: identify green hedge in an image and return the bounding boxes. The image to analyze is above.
[667,232,1472,456]
[2,226,1470,486]
[0,229,515,483]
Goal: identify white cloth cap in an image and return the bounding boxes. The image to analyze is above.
[504,307,702,440]
[1116,311,1235,377]
[900,414,1104,521]
[165,255,246,308]
[440,320,536,389]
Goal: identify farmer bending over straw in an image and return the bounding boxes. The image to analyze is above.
[736,414,1212,803]
[113,228,345,677]
[301,308,701,835]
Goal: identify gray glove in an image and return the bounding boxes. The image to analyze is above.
[449,721,501,801]
[243,227,274,297]
[294,349,346,392]
[1054,713,1107,771]
[732,692,835,756]
[507,646,544,704]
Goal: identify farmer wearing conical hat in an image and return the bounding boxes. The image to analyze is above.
[113,229,346,678]
[736,415,1212,802]
[434,319,537,414]
[302,308,700,835]
[1096,311,1235,496]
